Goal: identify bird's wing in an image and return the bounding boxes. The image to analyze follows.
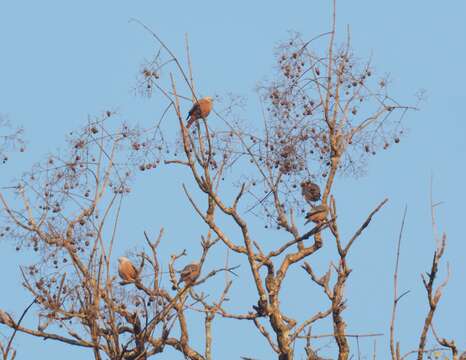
[310,205,327,214]
[181,264,195,276]
[187,102,201,120]
[130,262,138,277]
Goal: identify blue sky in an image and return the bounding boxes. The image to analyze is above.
[0,0,465,358]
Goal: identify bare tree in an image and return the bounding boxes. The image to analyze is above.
[389,188,459,360]
[0,2,460,360]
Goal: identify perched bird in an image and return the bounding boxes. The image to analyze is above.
[173,263,200,290]
[186,97,213,128]
[305,204,329,224]
[118,257,139,282]
[301,180,321,203]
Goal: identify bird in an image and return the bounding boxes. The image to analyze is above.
[173,263,200,290]
[305,204,329,224]
[186,96,213,128]
[301,180,321,203]
[118,257,139,283]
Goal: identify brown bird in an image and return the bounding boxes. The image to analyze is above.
[118,257,139,282]
[186,96,213,128]
[301,180,321,203]
[305,204,329,224]
[174,263,201,289]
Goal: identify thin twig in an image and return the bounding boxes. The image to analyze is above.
[390,205,408,360]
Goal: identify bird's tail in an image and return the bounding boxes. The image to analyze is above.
[172,279,183,290]
[186,117,194,128]
[304,213,312,225]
